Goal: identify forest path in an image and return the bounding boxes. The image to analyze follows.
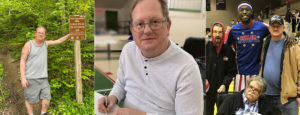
[0,49,41,115]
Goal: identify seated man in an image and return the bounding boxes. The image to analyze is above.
[97,0,203,115]
[217,76,276,115]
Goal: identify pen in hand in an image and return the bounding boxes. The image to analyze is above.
[105,96,108,114]
[104,92,108,114]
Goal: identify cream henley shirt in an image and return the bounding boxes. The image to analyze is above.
[110,41,203,115]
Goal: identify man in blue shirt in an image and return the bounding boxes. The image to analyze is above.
[226,1,269,92]
[260,15,300,115]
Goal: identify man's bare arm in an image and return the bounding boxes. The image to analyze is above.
[20,42,30,88]
[46,34,70,46]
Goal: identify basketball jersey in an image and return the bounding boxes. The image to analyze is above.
[227,21,269,75]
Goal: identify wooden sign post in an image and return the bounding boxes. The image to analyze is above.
[69,15,85,103]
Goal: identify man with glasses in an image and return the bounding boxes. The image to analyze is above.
[20,26,69,115]
[217,76,272,115]
[260,15,300,115]
[97,0,203,114]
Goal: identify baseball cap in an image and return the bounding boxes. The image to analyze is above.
[269,15,284,25]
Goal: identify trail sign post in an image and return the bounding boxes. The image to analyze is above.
[69,15,85,103]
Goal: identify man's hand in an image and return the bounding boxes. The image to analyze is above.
[98,95,118,113]
[297,97,300,107]
[217,85,226,93]
[21,78,28,88]
[112,108,146,115]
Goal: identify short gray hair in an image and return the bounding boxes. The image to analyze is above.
[130,0,170,22]
[36,26,46,33]
[247,76,267,96]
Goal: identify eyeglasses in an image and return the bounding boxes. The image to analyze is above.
[131,19,167,32]
[247,85,261,94]
[37,32,45,35]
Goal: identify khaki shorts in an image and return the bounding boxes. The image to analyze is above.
[24,78,51,104]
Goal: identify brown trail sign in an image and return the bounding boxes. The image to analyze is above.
[69,15,85,103]
[69,15,86,40]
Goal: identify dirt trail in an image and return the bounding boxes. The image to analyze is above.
[0,49,27,114]
[0,49,41,115]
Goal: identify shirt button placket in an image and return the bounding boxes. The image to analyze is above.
[144,59,148,77]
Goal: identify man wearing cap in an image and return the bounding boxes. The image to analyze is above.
[226,1,294,92]
[260,15,300,114]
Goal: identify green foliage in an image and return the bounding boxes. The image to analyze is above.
[0,63,9,110]
[49,91,94,114]
[0,0,94,113]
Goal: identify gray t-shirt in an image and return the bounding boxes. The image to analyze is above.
[25,40,48,79]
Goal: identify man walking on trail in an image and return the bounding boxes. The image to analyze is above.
[20,26,69,115]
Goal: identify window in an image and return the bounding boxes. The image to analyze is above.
[216,0,226,10]
[206,0,210,11]
[169,0,203,12]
